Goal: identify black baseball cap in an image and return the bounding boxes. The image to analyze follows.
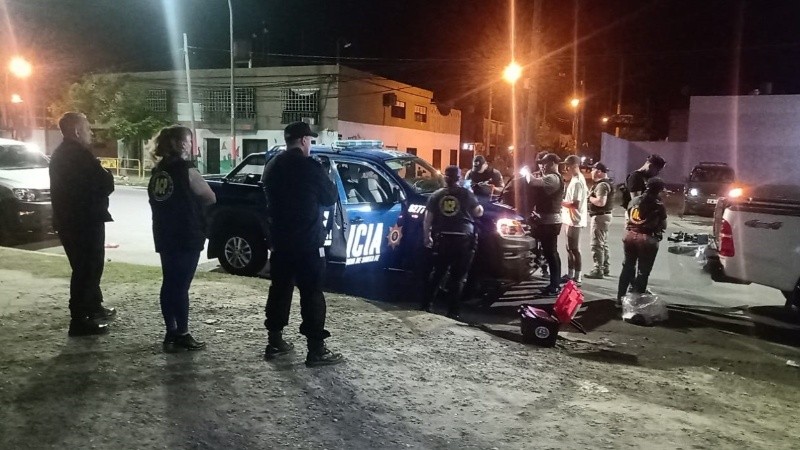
[284,121,318,140]
[444,165,460,179]
[473,155,486,168]
[646,177,666,193]
[592,162,609,173]
[537,152,561,165]
[647,154,666,169]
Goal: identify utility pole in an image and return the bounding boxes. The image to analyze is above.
[525,0,543,162]
[486,84,493,155]
[615,56,624,137]
[228,0,236,164]
[183,33,198,167]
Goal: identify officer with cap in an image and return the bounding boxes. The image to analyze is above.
[421,165,484,319]
[524,152,565,296]
[584,162,614,279]
[261,121,343,367]
[465,155,504,197]
[616,177,667,306]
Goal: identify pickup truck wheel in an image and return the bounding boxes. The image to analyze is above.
[218,228,268,277]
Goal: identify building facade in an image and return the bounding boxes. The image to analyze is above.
[122,65,461,174]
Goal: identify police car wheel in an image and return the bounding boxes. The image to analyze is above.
[219,229,268,276]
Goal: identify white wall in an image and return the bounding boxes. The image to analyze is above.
[688,95,800,186]
[600,133,690,185]
[338,120,460,167]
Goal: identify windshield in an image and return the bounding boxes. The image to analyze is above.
[690,166,734,183]
[385,156,445,194]
[226,154,266,184]
[0,145,49,169]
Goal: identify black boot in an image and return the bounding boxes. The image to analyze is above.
[305,341,344,367]
[88,306,117,322]
[264,332,294,360]
[68,317,109,337]
[166,333,206,352]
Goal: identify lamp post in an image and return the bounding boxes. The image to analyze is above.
[570,97,580,151]
[3,56,32,133]
[228,0,236,164]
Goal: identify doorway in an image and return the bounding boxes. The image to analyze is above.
[205,138,220,174]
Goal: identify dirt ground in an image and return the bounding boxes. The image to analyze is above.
[1,247,799,450]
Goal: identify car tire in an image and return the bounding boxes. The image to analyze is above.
[218,227,268,277]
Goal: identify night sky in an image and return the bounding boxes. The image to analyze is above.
[5,0,800,141]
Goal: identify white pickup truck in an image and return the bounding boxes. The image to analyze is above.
[714,184,800,313]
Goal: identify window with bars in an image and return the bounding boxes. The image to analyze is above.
[391,100,406,119]
[146,89,168,112]
[197,87,256,123]
[414,105,427,123]
[281,88,320,124]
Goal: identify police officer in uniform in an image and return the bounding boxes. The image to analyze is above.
[525,153,565,296]
[617,177,667,306]
[148,125,216,352]
[421,166,484,319]
[261,121,343,367]
[584,162,614,279]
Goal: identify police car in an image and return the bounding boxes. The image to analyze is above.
[204,140,534,290]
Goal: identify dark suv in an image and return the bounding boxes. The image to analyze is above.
[204,142,535,294]
[683,162,735,216]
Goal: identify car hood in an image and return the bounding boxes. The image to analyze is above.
[0,167,50,189]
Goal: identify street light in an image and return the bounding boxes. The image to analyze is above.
[8,57,32,79]
[569,97,581,150]
[10,94,22,104]
[503,62,522,84]
[601,116,609,124]
[570,97,580,109]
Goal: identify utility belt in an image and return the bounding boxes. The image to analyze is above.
[589,211,612,217]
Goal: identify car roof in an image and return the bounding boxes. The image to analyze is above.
[256,145,417,164]
[0,138,29,146]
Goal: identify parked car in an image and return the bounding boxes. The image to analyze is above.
[0,138,52,242]
[204,141,535,299]
[711,183,800,314]
[683,162,736,216]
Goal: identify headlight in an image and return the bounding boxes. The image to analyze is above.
[496,218,525,237]
[727,187,743,199]
[688,188,699,197]
[12,188,36,202]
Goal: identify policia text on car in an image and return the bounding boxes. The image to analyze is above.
[420,165,484,319]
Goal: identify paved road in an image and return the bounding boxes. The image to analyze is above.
[14,186,783,311]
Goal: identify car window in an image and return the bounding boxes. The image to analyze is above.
[0,144,49,169]
[336,161,395,205]
[227,154,266,184]
[385,156,445,194]
[690,167,734,183]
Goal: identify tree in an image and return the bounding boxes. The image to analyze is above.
[48,74,169,162]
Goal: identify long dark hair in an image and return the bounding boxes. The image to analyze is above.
[151,125,192,162]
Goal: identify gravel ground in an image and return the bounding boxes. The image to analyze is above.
[1,248,799,449]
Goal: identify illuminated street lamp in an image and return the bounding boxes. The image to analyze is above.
[10,94,22,104]
[569,97,581,150]
[570,97,580,109]
[8,57,32,79]
[601,116,609,124]
[503,62,522,84]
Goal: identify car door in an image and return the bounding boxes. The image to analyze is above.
[332,158,403,267]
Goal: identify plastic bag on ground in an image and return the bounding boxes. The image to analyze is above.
[622,293,669,325]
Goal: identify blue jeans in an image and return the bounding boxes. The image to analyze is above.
[159,250,201,335]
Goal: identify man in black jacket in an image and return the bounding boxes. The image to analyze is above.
[50,112,116,336]
[261,121,343,367]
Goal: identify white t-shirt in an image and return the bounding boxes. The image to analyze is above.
[562,172,588,227]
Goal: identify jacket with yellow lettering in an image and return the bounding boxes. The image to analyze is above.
[626,193,667,239]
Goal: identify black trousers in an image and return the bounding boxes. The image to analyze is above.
[617,230,660,299]
[58,223,106,319]
[264,248,330,344]
[534,223,561,289]
[423,233,477,313]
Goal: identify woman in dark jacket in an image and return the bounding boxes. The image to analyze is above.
[148,126,216,352]
[616,177,667,306]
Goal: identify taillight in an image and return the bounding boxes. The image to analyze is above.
[719,218,734,257]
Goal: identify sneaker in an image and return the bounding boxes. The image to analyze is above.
[68,318,109,337]
[560,274,573,283]
[603,269,611,277]
[162,333,176,352]
[264,337,295,360]
[574,279,583,287]
[166,333,206,353]
[584,270,604,280]
[306,346,344,367]
[614,297,623,309]
[89,306,117,322]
